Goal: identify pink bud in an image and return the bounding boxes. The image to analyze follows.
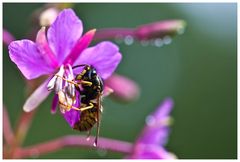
[3,29,15,46]
[135,20,186,41]
[39,7,59,26]
[105,74,140,102]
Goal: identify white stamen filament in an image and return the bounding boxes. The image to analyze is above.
[47,65,78,113]
[54,65,65,93]
[47,75,57,91]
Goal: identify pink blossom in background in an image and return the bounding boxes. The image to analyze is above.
[129,98,176,159]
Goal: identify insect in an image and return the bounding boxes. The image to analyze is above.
[57,64,104,146]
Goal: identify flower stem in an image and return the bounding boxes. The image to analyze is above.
[3,105,15,145]
[94,28,134,41]
[14,78,46,146]
[12,135,133,158]
[14,110,37,146]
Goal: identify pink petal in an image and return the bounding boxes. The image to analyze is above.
[51,94,59,114]
[8,40,54,80]
[74,41,122,79]
[63,29,96,65]
[47,9,83,64]
[154,98,174,119]
[36,27,59,68]
[62,109,80,128]
[62,90,81,128]
[136,98,174,146]
[23,79,51,112]
[130,145,176,159]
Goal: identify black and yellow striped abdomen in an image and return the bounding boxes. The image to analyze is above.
[74,107,98,131]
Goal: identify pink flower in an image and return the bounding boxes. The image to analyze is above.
[8,9,122,127]
[129,98,176,159]
[3,29,15,46]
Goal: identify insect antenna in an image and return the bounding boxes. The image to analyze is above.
[72,64,88,69]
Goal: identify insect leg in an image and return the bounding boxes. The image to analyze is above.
[58,100,74,112]
[55,74,92,88]
[77,80,92,86]
[79,103,94,111]
[55,74,79,87]
[94,94,102,147]
[58,102,94,112]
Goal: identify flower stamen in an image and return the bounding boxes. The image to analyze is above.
[58,91,73,113]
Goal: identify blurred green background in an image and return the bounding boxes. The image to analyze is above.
[3,3,237,159]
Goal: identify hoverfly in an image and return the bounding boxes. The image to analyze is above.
[57,64,104,146]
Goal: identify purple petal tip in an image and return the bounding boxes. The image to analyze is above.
[153,97,174,120]
[63,29,96,65]
[3,29,15,46]
[23,80,51,112]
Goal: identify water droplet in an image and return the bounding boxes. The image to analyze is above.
[145,115,156,126]
[115,34,124,44]
[163,36,172,45]
[97,148,108,157]
[140,40,149,46]
[124,35,134,45]
[153,38,164,47]
[93,142,97,147]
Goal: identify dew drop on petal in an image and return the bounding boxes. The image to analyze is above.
[124,35,134,45]
[163,36,172,45]
[145,115,156,126]
[153,38,164,47]
[140,40,149,47]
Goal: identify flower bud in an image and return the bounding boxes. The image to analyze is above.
[135,20,186,41]
[3,29,15,46]
[39,7,59,26]
[105,74,140,102]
